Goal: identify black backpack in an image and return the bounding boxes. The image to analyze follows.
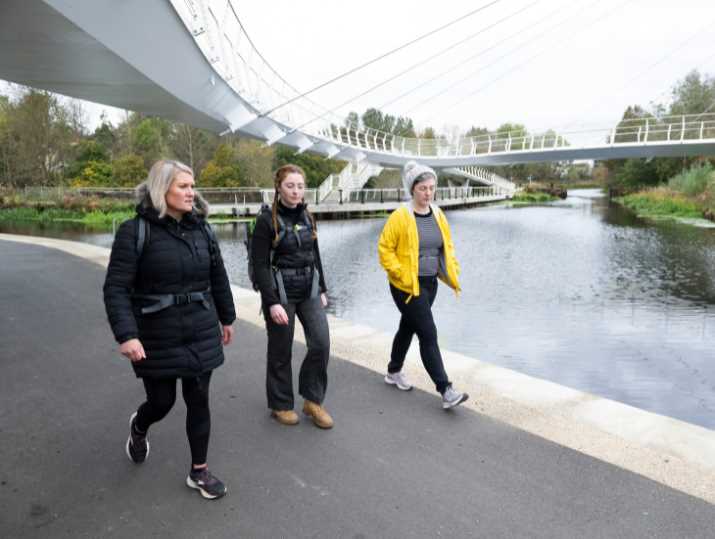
[244,203,313,291]
[135,215,219,267]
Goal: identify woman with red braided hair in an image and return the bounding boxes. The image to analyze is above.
[250,164,333,428]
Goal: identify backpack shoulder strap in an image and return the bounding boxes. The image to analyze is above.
[135,216,150,258]
[201,220,219,267]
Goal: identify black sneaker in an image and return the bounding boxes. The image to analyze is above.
[186,468,227,500]
[125,412,149,464]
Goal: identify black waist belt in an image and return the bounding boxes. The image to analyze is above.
[272,266,319,305]
[134,289,211,314]
[277,266,311,276]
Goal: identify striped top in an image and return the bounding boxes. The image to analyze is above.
[415,209,443,276]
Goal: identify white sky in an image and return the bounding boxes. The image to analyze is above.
[5,0,715,135]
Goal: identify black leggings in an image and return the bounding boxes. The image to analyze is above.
[388,277,450,393]
[135,373,212,466]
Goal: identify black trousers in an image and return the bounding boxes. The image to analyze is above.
[388,276,450,394]
[135,373,212,466]
[263,296,330,410]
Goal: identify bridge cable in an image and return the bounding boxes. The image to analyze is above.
[288,0,542,133]
[559,13,715,131]
[256,0,504,119]
[416,0,637,124]
[223,0,339,119]
[376,0,587,114]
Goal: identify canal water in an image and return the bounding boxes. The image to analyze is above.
[4,189,715,429]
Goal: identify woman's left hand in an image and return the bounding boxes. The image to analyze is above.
[320,293,328,308]
[222,325,234,346]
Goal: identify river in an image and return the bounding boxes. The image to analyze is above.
[4,189,715,429]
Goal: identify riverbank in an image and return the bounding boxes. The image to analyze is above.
[613,164,715,226]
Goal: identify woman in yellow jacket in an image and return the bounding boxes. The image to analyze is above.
[378,161,468,409]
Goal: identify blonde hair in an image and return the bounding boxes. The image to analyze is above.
[271,164,317,246]
[137,159,195,218]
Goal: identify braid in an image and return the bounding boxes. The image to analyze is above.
[271,191,280,247]
[304,205,318,240]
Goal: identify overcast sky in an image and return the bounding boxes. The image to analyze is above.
[7,0,715,135]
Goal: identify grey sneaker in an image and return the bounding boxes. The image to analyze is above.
[186,468,227,500]
[125,412,149,464]
[384,371,413,391]
[441,386,468,409]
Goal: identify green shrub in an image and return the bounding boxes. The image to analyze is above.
[668,163,714,197]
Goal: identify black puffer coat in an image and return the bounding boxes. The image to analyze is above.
[250,201,327,306]
[103,190,236,378]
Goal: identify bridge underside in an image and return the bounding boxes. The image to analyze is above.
[0,0,234,132]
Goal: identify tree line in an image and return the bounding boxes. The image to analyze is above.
[603,70,715,193]
[0,85,344,190]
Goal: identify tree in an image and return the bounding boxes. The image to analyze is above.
[71,160,114,187]
[235,137,274,187]
[273,146,344,188]
[361,108,395,133]
[199,144,241,187]
[168,123,219,173]
[6,89,76,186]
[65,139,110,179]
[133,117,169,168]
[464,126,489,138]
[113,154,147,186]
[0,95,13,186]
[393,117,416,138]
[669,70,715,116]
[92,119,116,156]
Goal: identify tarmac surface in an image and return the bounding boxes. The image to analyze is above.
[1,239,714,538]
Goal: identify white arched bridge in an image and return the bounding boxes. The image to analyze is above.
[3,0,715,201]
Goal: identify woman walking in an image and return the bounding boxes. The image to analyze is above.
[103,159,236,499]
[250,164,333,428]
[378,161,468,409]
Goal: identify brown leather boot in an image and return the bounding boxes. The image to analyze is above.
[271,409,299,426]
[302,400,334,429]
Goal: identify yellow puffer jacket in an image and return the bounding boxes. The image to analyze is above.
[378,204,461,300]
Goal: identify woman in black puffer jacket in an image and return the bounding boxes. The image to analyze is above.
[103,159,235,500]
[250,164,332,429]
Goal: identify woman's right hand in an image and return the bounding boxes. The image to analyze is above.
[119,338,146,362]
[269,304,289,325]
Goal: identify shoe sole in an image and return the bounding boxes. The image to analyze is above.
[186,475,227,500]
[126,412,150,464]
[442,393,469,410]
[302,410,334,429]
[270,411,299,426]
[384,375,413,391]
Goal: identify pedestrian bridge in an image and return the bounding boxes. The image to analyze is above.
[2,0,715,196]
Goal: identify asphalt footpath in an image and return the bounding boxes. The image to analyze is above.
[1,239,714,539]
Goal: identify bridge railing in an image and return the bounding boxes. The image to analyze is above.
[336,186,505,204]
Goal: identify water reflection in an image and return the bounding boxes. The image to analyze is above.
[4,189,715,429]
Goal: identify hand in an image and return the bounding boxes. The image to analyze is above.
[320,293,328,308]
[222,325,234,346]
[119,338,146,362]
[269,304,289,325]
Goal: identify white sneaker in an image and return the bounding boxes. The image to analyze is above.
[384,371,413,391]
[441,386,468,409]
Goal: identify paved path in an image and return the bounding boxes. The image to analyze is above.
[1,239,713,538]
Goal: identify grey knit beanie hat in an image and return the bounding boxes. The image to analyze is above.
[402,160,437,198]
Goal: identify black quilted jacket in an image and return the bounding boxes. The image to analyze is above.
[103,193,236,378]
